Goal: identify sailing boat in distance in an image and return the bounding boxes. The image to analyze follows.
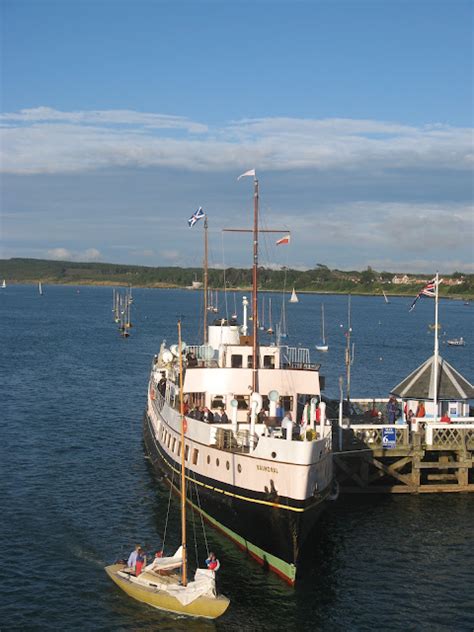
[1,279,6,289]
[289,287,299,303]
[38,281,43,296]
[383,290,390,304]
[266,297,274,334]
[315,304,329,352]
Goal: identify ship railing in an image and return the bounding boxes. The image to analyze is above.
[279,346,320,370]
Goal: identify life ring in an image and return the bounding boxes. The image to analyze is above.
[150,387,156,400]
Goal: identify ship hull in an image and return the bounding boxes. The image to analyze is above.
[143,412,329,584]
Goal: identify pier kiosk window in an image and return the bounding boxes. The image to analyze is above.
[235,395,250,410]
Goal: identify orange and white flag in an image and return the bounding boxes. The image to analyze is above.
[276,234,290,245]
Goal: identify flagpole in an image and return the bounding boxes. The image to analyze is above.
[203,216,208,344]
[433,272,439,422]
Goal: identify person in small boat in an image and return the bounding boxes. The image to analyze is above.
[205,552,220,572]
[135,548,146,576]
[127,544,141,571]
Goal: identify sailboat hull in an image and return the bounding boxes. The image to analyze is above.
[105,565,230,619]
[143,413,329,585]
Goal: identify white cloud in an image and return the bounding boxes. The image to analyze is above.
[46,247,102,262]
[0,107,471,174]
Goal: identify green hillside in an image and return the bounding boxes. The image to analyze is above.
[0,258,472,297]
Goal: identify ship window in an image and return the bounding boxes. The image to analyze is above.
[235,395,249,410]
[192,448,199,465]
[231,354,243,368]
[226,461,230,470]
[172,438,177,452]
[271,452,277,459]
[237,464,242,473]
[281,396,293,414]
[247,355,260,368]
[167,434,172,448]
[216,458,220,467]
[185,445,190,461]
[189,392,205,408]
[211,395,224,408]
[263,355,275,369]
[178,441,182,456]
[207,455,210,464]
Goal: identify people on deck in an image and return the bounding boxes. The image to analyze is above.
[186,351,198,367]
[220,407,229,424]
[157,374,167,397]
[281,411,294,439]
[440,412,452,423]
[203,407,214,423]
[416,401,426,418]
[386,395,399,423]
[205,552,220,572]
[213,409,222,423]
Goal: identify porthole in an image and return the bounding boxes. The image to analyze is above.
[216,458,220,467]
[271,451,277,459]
[226,461,230,470]
[237,464,242,473]
[207,455,210,464]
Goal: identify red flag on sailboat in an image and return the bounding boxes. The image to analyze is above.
[276,234,290,245]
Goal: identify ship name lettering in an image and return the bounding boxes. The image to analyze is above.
[257,465,278,473]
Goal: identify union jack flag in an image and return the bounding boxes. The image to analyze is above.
[188,207,205,227]
[409,277,439,312]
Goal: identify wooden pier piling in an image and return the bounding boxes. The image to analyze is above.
[333,423,474,493]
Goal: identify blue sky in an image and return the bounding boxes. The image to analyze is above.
[1,0,473,273]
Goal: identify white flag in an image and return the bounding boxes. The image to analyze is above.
[237,169,256,180]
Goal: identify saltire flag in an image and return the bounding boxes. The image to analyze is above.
[276,234,290,245]
[188,207,205,227]
[237,169,256,180]
[409,277,438,312]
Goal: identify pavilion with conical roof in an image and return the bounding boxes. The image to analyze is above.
[391,354,474,419]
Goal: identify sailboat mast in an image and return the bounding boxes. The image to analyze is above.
[345,295,352,402]
[252,176,259,392]
[203,216,209,344]
[178,320,188,586]
[322,304,325,344]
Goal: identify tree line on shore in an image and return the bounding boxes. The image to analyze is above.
[0,258,472,296]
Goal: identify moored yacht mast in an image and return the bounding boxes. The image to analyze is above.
[177,320,187,586]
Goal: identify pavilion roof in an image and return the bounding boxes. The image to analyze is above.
[391,354,474,401]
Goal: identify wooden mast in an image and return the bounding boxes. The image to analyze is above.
[252,176,259,392]
[203,216,208,344]
[178,320,187,586]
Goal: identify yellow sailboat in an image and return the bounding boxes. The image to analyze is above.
[105,322,230,619]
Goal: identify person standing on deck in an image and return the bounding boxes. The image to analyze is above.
[386,396,399,423]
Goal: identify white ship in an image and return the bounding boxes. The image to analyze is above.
[143,173,333,585]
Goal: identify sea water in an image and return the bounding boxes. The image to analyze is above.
[1,285,473,631]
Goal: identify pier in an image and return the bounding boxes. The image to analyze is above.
[333,419,474,494]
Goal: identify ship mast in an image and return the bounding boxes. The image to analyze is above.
[178,320,187,586]
[203,216,208,344]
[252,176,259,392]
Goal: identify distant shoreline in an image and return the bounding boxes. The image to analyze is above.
[3,279,473,300]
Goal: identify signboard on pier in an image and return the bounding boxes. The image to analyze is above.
[382,427,397,449]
